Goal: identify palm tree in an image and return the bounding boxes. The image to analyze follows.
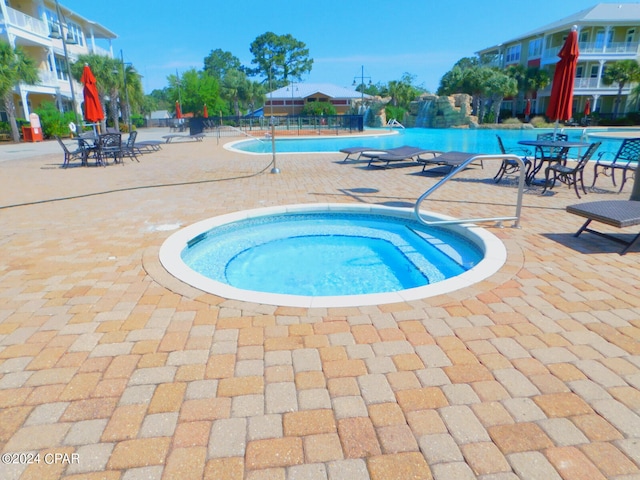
[0,41,39,142]
[602,59,640,119]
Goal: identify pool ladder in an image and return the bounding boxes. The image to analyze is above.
[414,154,526,229]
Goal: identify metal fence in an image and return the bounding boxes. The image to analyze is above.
[197,115,364,135]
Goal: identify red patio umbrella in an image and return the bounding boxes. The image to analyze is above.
[175,101,182,119]
[524,99,531,119]
[80,64,104,123]
[546,26,579,128]
[203,104,209,118]
[584,99,591,116]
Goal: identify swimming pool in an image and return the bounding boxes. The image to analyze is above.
[159,204,506,308]
[227,127,629,156]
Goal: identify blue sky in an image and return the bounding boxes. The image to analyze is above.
[62,0,601,94]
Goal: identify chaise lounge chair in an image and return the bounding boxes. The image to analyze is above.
[340,147,386,163]
[417,151,483,173]
[363,146,443,168]
[162,133,206,143]
[566,193,640,254]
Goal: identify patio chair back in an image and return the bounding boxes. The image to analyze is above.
[592,138,640,192]
[97,133,123,165]
[537,132,568,142]
[613,138,640,166]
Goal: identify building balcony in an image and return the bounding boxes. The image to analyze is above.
[540,77,632,96]
[542,41,640,64]
[4,6,51,44]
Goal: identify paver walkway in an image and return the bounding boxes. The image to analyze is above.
[1,132,640,480]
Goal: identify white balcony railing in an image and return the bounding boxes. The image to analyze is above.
[6,6,49,37]
[540,77,633,94]
[36,69,60,88]
[545,41,639,59]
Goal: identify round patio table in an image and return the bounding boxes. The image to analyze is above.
[518,139,591,185]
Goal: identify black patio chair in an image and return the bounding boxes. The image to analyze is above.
[55,135,87,168]
[122,131,140,162]
[493,135,532,183]
[96,133,123,166]
[591,138,640,193]
[542,141,601,198]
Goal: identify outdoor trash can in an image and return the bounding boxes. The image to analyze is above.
[22,126,43,142]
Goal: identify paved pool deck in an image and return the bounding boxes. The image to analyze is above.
[1,129,640,480]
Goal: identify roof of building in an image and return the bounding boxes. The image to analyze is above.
[58,2,117,39]
[520,3,640,38]
[267,83,370,100]
[478,3,640,53]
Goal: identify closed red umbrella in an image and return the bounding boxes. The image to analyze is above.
[584,99,591,116]
[175,101,182,119]
[203,104,208,118]
[81,64,103,123]
[524,99,531,118]
[546,27,579,124]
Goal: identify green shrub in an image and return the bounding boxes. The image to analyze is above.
[503,117,523,125]
[131,114,145,128]
[34,102,76,138]
[385,106,406,124]
[300,101,336,116]
[0,121,9,133]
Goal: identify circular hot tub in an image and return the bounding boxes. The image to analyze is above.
[159,204,506,307]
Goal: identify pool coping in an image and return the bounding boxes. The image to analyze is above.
[223,130,398,156]
[157,203,508,308]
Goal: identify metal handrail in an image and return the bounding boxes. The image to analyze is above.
[414,154,526,228]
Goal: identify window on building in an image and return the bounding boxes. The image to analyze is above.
[595,29,614,48]
[54,56,68,81]
[528,38,542,58]
[67,22,84,46]
[627,28,636,45]
[576,66,583,78]
[580,30,589,44]
[505,44,521,64]
[590,65,599,78]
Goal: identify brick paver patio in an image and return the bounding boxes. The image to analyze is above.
[1,131,640,479]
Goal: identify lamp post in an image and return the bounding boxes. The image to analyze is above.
[269,66,279,174]
[49,0,80,133]
[352,65,372,114]
[286,82,299,117]
[120,50,133,133]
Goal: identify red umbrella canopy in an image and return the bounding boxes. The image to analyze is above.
[524,99,531,117]
[81,64,104,123]
[546,28,579,121]
[584,99,591,116]
[175,101,182,119]
[203,104,209,118]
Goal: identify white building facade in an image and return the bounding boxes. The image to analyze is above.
[0,0,116,121]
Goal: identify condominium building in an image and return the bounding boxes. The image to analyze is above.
[0,0,116,121]
[477,3,640,119]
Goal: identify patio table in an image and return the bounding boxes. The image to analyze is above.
[518,139,590,185]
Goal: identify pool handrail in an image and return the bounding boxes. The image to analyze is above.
[215,125,266,146]
[414,154,526,229]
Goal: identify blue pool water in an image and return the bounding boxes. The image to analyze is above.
[232,127,626,156]
[181,213,483,297]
